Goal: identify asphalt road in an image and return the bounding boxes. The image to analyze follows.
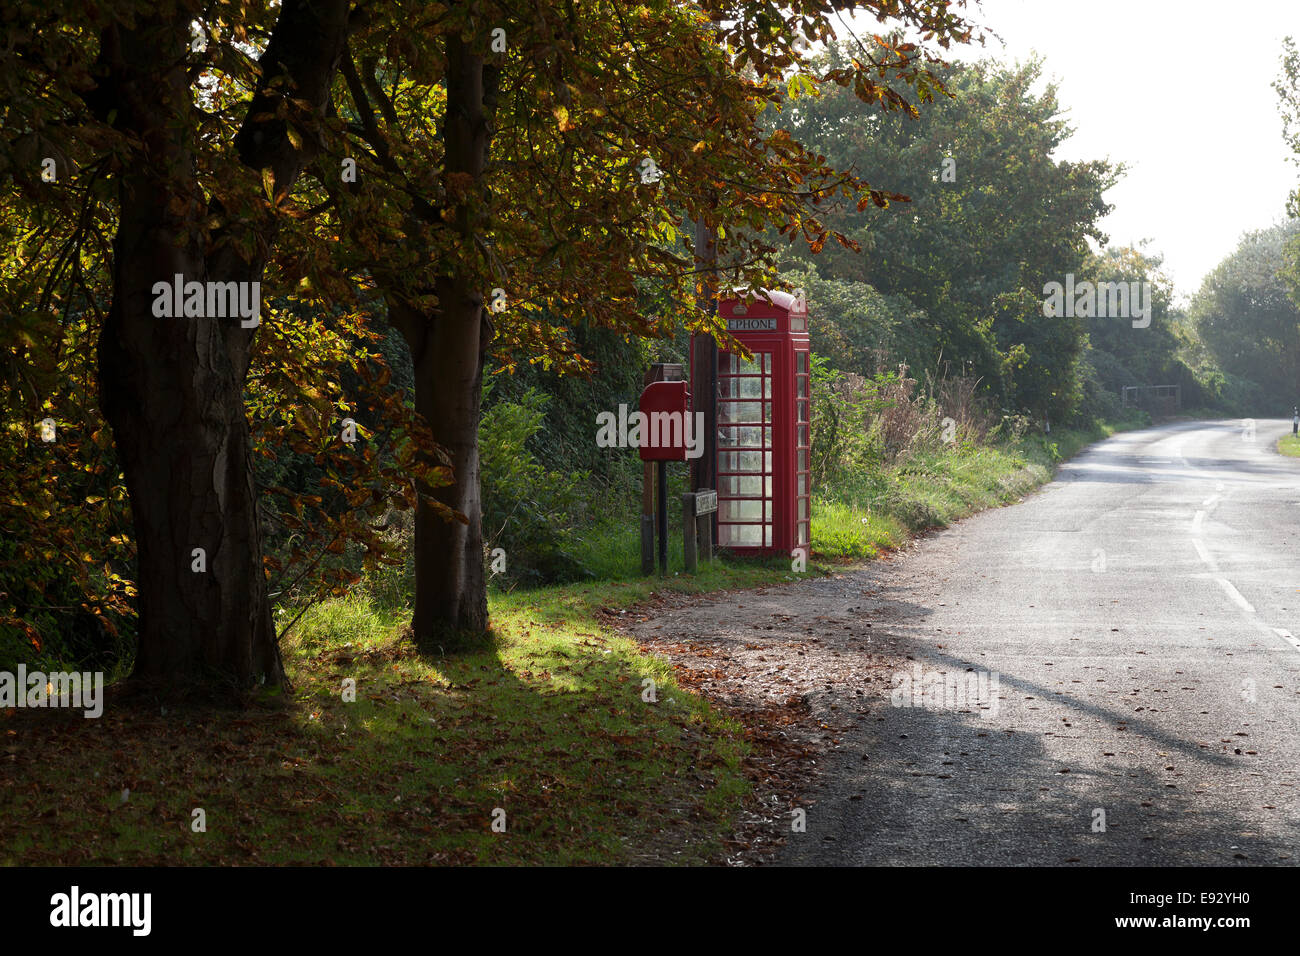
[780,419,1300,865]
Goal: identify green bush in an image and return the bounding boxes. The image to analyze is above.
[479,384,591,587]
[1074,350,1128,424]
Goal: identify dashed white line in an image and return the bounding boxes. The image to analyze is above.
[1272,628,1300,652]
[1215,578,1256,616]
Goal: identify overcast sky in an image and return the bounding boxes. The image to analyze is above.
[853,0,1299,302]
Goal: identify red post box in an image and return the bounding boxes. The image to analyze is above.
[637,379,692,462]
[637,376,693,575]
[691,289,810,554]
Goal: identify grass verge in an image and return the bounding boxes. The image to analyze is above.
[1,590,749,865]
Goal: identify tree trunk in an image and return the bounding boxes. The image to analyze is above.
[392,293,491,643]
[383,33,498,646]
[91,2,350,692]
[90,15,281,691]
[100,263,283,688]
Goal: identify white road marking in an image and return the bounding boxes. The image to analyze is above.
[1215,578,1256,616]
[1272,628,1300,652]
[1186,496,1297,655]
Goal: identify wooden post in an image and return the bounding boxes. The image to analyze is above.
[640,367,657,574]
[698,492,715,563]
[640,475,655,575]
[682,493,697,573]
[682,490,717,573]
[656,462,668,575]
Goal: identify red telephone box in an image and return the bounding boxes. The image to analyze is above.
[691,289,810,555]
